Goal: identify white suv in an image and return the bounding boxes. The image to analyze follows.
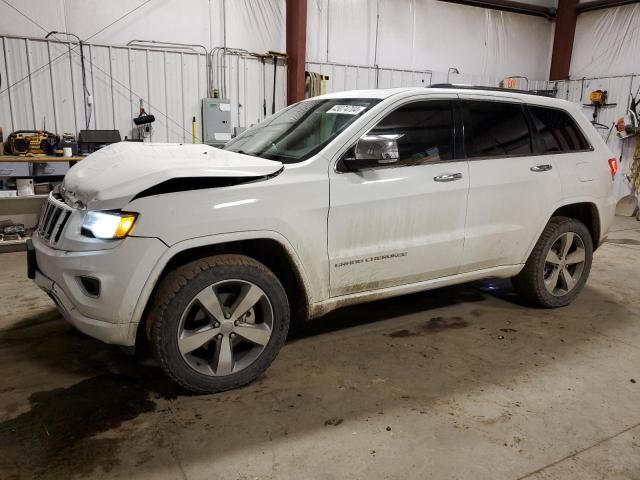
[29,86,617,393]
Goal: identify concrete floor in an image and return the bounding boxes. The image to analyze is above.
[1,217,639,480]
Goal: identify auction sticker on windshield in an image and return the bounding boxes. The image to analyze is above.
[327,105,367,115]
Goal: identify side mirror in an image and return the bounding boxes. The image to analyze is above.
[342,134,400,170]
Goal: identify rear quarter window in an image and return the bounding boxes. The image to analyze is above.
[527,106,591,153]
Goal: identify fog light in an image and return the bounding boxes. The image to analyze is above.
[78,276,101,297]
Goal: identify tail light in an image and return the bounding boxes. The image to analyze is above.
[608,157,618,179]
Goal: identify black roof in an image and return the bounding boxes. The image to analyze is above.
[428,83,556,98]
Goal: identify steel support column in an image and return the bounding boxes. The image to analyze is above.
[549,0,578,80]
[286,0,307,105]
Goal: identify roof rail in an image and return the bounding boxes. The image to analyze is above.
[429,83,556,98]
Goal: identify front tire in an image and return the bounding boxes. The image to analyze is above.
[148,254,290,393]
[512,216,593,308]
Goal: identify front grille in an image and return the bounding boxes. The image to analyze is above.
[37,193,72,246]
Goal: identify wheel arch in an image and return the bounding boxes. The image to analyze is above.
[131,233,313,348]
[522,200,602,266]
[550,202,601,250]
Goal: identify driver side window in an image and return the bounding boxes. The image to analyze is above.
[368,100,454,165]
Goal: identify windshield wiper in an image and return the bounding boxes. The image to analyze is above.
[233,149,258,157]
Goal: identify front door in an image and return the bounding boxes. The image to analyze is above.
[327,98,470,297]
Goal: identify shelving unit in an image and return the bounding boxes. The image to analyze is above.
[0,155,82,253]
[0,237,30,253]
[0,155,82,162]
[0,194,49,200]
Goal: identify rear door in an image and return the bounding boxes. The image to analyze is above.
[526,104,608,199]
[459,96,563,272]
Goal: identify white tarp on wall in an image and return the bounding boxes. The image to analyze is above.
[0,0,287,139]
[0,0,285,53]
[570,4,640,203]
[307,0,554,82]
[571,3,640,78]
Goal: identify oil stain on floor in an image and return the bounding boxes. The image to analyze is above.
[605,238,640,245]
[387,316,470,338]
[0,365,181,478]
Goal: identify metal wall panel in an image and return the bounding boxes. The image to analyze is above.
[128,48,149,140]
[4,38,35,130]
[26,39,56,133]
[0,34,282,144]
[147,50,168,142]
[306,61,432,93]
[0,37,15,132]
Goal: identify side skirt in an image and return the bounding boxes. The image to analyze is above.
[308,264,524,318]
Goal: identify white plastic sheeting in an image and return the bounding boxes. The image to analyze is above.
[0,35,287,141]
[0,35,207,141]
[569,4,640,202]
[551,75,640,201]
[571,3,640,78]
[307,0,554,82]
[0,0,285,53]
[0,0,287,138]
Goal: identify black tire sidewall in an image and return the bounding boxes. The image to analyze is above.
[153,260,290,393]
[532,219,593,307]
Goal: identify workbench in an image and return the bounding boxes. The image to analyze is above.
[0,155,83,162]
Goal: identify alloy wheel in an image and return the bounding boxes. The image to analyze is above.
[177,279,274,376]
[543,231,587,297]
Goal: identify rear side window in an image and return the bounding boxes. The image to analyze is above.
[368,100,454,163]
[464,101,533,158]
[528,106,590,153]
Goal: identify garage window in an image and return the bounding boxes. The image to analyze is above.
[528,106,591,153]
[464,101,533,158]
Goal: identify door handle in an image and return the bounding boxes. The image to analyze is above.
[434,172,463,182]
[530,164,552,172]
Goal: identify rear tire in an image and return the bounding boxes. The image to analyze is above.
[147,254,290,394]
[512,216,593,308]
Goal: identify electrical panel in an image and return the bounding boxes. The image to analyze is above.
[202,98,232,146]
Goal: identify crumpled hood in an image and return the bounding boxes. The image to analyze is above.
[62,142,283,210]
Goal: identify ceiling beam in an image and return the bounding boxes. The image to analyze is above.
[576,0,640,13]
[437,0,556,19]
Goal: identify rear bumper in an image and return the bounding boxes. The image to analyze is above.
[598,194,617,248]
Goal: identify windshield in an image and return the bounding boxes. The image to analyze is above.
[224,98,379,163]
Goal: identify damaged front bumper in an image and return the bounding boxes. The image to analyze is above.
[33,266,135,345]
[27,234,167,347]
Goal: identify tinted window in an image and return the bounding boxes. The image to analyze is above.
[465,101,533,157]
[528,106,590,153]
[368,100,454,164]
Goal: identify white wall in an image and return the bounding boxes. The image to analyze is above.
[307,0,554,82]
[568,4,640,202]
[0,0,285,53]
[0,0,287,140]
[0,0,558,143]
[571,3,640,78]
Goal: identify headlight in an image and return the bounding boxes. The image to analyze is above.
[81,211,138,239]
